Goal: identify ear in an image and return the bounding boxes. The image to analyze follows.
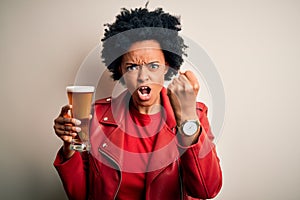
[118,64,123,75]
[164,62,169,75]
[118,65,126,85]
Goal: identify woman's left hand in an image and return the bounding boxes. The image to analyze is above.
[167,70,200,125]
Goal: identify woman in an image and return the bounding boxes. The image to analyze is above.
[53,7,222,200]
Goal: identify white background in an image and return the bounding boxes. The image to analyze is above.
[1,0,299,199]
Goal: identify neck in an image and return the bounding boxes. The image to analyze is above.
[136,104,162,114]
[130,99,162,115]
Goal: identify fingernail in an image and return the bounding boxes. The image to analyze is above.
[75,127,81,132]
[179,70,185,74]
[74,119,81,125]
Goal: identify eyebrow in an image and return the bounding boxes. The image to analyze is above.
[125,61,159,66]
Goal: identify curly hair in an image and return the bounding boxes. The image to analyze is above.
[101,7,187,81]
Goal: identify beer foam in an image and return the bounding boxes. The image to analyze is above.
[66,86,95,93]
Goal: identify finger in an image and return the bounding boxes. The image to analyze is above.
[59,105,72,117]
[170,76,183,87]
[167,84,173,97]
[177,73,190,84]
[54,124,81,133]
[167,79,177,94]
[183,70,199,88]
[54,116,81,125]
[55,129,77,137]
[173,74,192,94]
[182,70,199,95]
[54,124,71,131]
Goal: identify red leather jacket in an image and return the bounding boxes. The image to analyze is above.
[54,88,222,200]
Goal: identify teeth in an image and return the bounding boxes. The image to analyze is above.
[138,86,151,96]
[138,86,148,91]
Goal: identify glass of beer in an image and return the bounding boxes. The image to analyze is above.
[66,86,95,151]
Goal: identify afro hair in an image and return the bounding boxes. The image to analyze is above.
[101,7,187,81]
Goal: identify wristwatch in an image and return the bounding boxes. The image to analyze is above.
[178,120,200,136]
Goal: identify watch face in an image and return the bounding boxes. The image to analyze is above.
[182,121,199,136]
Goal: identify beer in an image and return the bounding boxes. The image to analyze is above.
[66,86,95,151]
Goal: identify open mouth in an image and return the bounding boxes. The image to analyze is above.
[137,86,151,100]
[139,86,151,95]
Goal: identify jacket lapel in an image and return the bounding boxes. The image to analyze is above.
[92,88,180,181]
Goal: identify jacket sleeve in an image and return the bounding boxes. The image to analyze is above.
[177,103,222,199]
[53,148,88,200]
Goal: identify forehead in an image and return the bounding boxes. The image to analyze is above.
[122,40,165,63]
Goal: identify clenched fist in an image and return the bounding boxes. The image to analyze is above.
[167,70,200,125]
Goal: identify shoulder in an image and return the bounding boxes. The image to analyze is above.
[95,97,112,105]
[93,91,128,120]
[93,97,112,117]
[94,97,112,110]
[94,90,128,106]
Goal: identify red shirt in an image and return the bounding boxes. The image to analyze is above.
[116,105,165,200]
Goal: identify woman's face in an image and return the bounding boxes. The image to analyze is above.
[120,40,168,113]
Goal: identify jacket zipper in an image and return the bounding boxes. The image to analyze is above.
[98,147,122,200]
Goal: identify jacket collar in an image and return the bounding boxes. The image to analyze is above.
[98,87,177,129]
[94,88,179,173]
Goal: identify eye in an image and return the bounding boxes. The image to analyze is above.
[148,63,160,70]
[126,64,138,72]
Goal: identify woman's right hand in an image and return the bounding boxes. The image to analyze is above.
[53,105,81,159]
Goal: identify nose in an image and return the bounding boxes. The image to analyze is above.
[137,65,150,83]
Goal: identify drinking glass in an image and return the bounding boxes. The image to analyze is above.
[66,86,95,151]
